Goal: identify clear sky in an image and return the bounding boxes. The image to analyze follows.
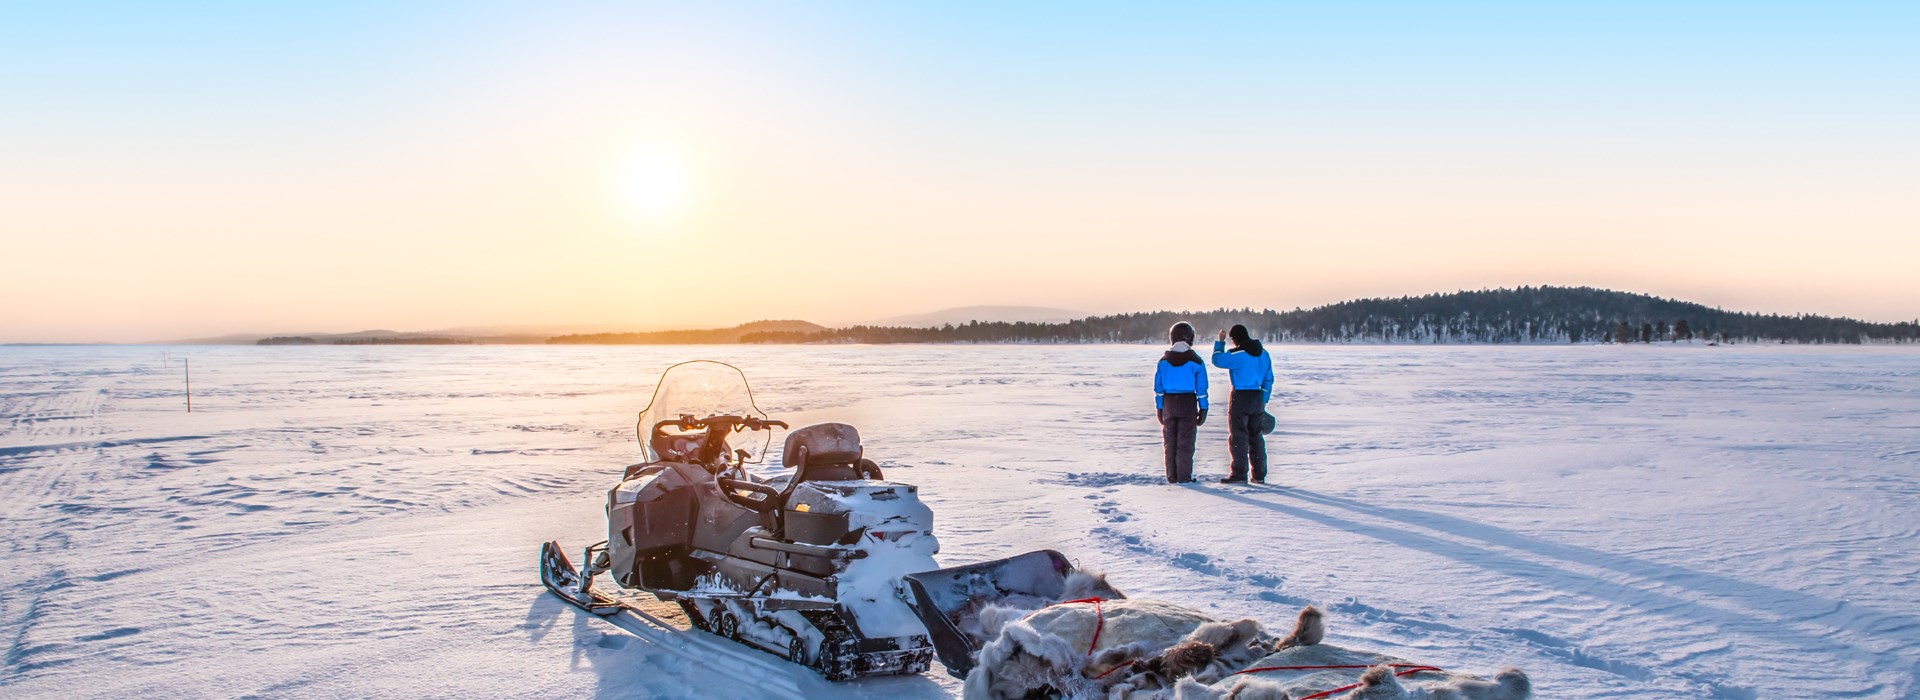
[2,1,1915,342]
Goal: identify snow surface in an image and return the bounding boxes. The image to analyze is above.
[1,344,1916,698]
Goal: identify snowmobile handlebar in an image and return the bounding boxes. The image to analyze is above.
[649,414,789,467]
[652,415,787,434]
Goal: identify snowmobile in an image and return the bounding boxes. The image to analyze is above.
[541,360,1110,681]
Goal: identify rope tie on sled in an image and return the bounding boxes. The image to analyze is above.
[1025,597,1114,675]
[1230,663,1446,700]
[1054,597,1106,655]
[1024,600,1448,694]
[1091,659,1131,680]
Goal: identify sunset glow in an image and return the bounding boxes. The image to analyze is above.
[614,145,695,226]
[0,3,1915,342]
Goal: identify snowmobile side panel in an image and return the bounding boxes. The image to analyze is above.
[690,476,772,555]
[607,464,699,588]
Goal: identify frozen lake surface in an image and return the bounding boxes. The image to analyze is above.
[2,344,1917,698]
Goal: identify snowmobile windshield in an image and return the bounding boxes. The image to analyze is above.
[636,360,773,465]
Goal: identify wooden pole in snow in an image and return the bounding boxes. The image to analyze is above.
[185,358,192,413]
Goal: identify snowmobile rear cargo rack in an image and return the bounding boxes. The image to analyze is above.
[748,536,868,560]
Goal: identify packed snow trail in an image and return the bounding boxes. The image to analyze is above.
[584,598,811,697]
[0,344,1916,698]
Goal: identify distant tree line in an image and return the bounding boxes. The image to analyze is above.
[732,287,1918,345]
[331,337,473,345]
[257,336,472,345]
[548,320,824,345]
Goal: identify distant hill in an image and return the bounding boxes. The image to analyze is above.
[874,305,1087,328]
[741,287,1918,345]
[546,320,827,345]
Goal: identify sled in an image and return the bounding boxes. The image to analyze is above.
[903,549,1124,678]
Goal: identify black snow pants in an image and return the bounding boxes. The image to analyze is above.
[1160,393,1199,483]
[1227,390,1268,482]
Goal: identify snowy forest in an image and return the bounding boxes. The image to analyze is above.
[733,287,1920,345]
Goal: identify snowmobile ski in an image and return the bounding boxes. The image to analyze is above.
[540,540,621,615]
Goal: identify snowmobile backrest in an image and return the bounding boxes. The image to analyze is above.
[782,423,865,483]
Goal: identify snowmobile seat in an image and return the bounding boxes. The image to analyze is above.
[781,423,883,489]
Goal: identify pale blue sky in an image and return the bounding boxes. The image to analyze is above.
[2,2,1915,340]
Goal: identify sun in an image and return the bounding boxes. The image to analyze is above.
[614,145,694,224]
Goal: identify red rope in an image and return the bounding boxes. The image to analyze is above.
[1230,663,1445,700]
[1026,598,1117,677]
[1053,597,1106,655]
[1034,599,1448,692]
[1233,663,1441,675]
[1030,600,1448,694]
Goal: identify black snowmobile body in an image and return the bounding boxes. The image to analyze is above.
[599,443,936,679]
[541,360,1110,682]
[604,457,886,596]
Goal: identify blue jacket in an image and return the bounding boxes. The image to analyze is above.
[1212,340,1274,402]
[1154,351,1209,410]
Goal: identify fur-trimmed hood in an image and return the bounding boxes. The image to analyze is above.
[1163,349,1203,366]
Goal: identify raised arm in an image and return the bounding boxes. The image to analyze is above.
[1210,339,1241,369]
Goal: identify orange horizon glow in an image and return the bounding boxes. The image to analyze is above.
[3,4,1916,343]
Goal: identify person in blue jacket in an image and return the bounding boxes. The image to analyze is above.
[1153,322,1208,483]
[1211,324,1274,483]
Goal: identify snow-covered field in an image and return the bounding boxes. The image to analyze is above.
[2,344,1916,699]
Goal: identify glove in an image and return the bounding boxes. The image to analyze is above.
[1196,409,1208,426]
[1157,409,1166,425]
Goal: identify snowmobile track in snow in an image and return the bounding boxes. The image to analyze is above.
[565,597,824,697]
